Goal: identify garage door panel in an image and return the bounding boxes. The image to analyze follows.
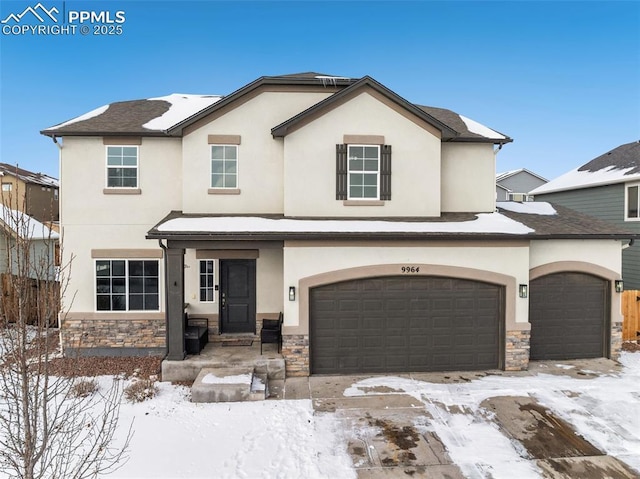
[530,272,608,361]
[310,276,502,374]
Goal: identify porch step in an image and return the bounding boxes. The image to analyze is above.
[191,367,267,403]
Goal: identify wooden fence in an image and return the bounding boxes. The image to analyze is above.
[0,273,59,326]
[621,290,640,342]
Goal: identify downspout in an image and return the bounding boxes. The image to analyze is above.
[159,239,169,360]
[623,238,634,250]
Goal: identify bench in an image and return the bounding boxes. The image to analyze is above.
[185,316,209,355]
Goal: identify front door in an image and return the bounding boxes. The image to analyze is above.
[220,259,256,334]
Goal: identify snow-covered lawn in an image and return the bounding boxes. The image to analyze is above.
[2,352,639,478]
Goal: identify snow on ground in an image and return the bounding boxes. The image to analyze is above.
[1,353,638,478]
[346,352,640,478]
[108,383,355,479]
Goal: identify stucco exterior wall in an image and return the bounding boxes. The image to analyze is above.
[181,91,332,215]
[281,241,531,331]
[441,143,496,212]
[283,92,442,217]
[60,136,182,314]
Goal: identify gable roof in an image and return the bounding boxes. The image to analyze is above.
[496,168,548,183]
[0,163,59,188]
[270,76,459,140]
[41,74,512,144]
[531,141,640,195]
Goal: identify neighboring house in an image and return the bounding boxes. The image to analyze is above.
[40,73,635,377]
[0,163,60,224]
[496,168,548,201]
[0,205,59,324]
[530,141,640,288]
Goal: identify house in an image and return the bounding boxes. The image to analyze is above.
[40,73,635,377]
[496,168,548,201]
[530,141,640,289]
[0,163,60,224]
[0,205,59,324]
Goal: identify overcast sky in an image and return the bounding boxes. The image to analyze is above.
[1,0,638,180]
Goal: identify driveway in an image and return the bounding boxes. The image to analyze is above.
[284,356,640,478]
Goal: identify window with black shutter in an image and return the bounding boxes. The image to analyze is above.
[336,143,391,200]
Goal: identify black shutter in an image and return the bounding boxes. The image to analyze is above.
[336,144,347,200]
[380,144,392,200]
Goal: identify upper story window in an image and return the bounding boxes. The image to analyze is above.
[95,259,159,311]
[348,145,380,199]
[336,143,391,201]
[211,145,238,188]
[626,183,640,221]
[106,146,138,188]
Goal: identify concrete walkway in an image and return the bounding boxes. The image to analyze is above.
[281,359,638,478]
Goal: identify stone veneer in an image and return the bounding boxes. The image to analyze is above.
[61,317,165,350]
[504,329,531,371]
[282,334,309,376]
[611,321,622,360]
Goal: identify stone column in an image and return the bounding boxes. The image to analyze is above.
[165,247,185,360]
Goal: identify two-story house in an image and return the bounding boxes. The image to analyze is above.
[0,163,59,224]
[496,168,548,202]
[41,73,634,377]
[531,141,640,288]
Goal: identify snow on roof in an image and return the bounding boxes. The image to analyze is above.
[49,104,110,130]
[460,115,506,140]
[496,201,557,215]
[157,213,534,235]
[142,93,222,131]
[531,165,640,195]
[0,205,59,240]
[0,163,59,188]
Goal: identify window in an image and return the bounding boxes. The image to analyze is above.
[336,144,391,200]
[211,145,237,188]
[348,145,379,199]
[106,146,138,188]
[96,259,159,311]
[199,260,215,302]
[1,183,12,192]
[627,184,640,220]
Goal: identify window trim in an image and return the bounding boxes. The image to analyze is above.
[625,182,640,221]
[347,144,380,200]
[199,260,215,303]
[1,183,12,192]
[210,144,239,190]
[105,145,139,189]
[94,258,160,312]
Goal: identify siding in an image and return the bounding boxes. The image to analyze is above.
[499,173,547,195]
[536,183,640,288]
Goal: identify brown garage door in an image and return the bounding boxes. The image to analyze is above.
[310,276,503,374]
[529,273,609,360]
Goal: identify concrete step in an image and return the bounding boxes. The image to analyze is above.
[191,367,275,403]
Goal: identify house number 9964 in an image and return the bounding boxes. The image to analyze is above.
[401,266,420,273]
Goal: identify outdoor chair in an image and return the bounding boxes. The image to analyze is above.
[260,312,282,354]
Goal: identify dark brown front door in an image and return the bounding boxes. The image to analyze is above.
[220,259,256,334]
[310,276,503,375]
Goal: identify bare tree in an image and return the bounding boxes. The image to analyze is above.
[0,191,131,479]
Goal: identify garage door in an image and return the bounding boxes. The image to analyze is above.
[529,273,608,360]
[310,276,503,374]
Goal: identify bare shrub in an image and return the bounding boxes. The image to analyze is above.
[124,378,159,403]
[71,378,99,398]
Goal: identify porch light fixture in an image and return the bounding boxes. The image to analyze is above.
[289,286,296,301]
[615,280,624,293]
[519,284,528,298]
